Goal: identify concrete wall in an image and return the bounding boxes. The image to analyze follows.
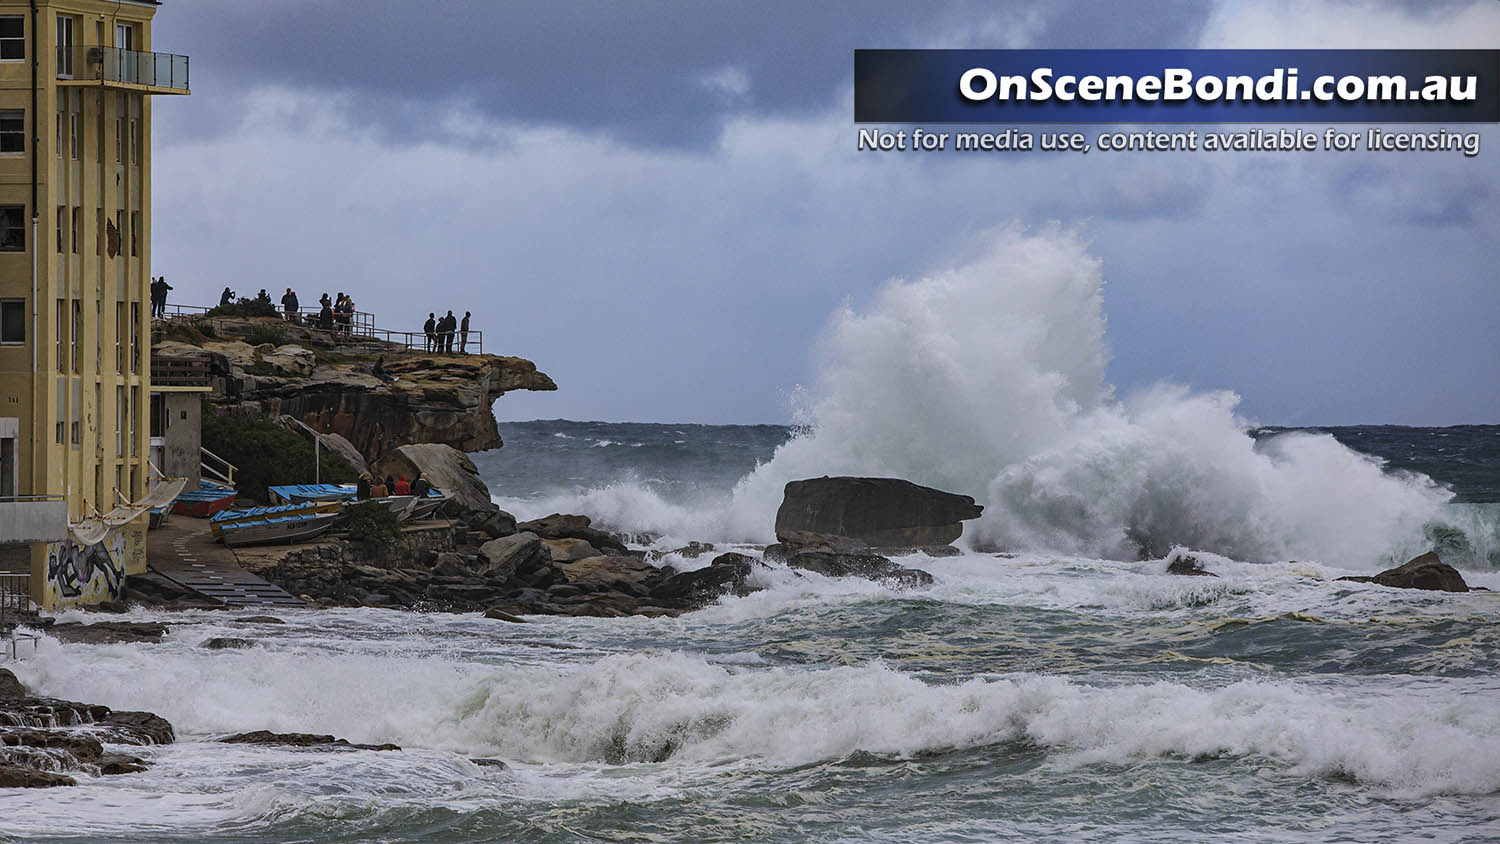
[0,499,66,543]
[160,391,200,486]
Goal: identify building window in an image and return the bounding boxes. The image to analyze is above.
[55,206,63,253]
[130,303,139,373]
[129,386,138,456]
[130,210,139,256]
[0,110,22,153]
[0,206,23,251]
[55,299,63,372]
[70,207,79,253]
[0,299,24,344]
[70,300,80,374]
[55,379,64,444]
[128,101,139,165]
[117,385,124,452]
[69,110,78,160]
[115,302,123,371]
[113,103,121,163]
[0,17,23,62]
[55,15,74,79]
[71,378,81,447]
[96,208,104,255]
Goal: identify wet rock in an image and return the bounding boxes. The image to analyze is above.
[884,568,937,588]
[649,541,716,562]
[518,514,630,555]
[0,765,76,788]
[48,622,168,645]
[1166,551,1218,577]
[478,532,546,580]
[650,552,764,609]
[482,608,528,623]
[470,757,509,769]
[231,615,285,625]
[220,730,401,751]
[93,753,150,775]
[1337,552,1469,592]
[775,476,983,550]
[201,637,256,650]
[98,711,176,745]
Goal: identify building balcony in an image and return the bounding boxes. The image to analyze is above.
[0,497,67,544]
[57,45,190,95]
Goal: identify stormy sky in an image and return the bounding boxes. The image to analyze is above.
[149,1,1499,425]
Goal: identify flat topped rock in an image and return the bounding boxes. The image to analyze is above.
[1338,551,1469,592]
[775,476,983,550]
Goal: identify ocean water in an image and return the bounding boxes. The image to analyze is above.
[8,228,1499,842]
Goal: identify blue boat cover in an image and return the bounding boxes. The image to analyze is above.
[268,483,359,503]
[212,501,332,524]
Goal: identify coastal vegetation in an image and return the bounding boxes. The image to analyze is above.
[199,404,358,501]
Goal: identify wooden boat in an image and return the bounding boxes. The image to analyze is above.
[406,493,446,520]
[149,506,171,529]
[172,481,238,517]
[210,500,343,539]
[220,512,339,548]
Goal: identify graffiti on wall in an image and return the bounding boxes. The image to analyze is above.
[44,532,126,608]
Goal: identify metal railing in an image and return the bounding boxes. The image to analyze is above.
[59,45,190,92]
[201,446,236,487]
[157,304,488,355]
[0,573,34,629]
[374,328,484,355]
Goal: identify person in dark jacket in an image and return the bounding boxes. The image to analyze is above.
[150,276,173,318]
[423,313,436,352]
[356,473,373,500]
[281,288,299,322]
[459,311,471,353]
[441,310,457,352]
[220,286,235,306]
[411,473,432,497]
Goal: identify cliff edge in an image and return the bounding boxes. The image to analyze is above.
[153,316,555,462]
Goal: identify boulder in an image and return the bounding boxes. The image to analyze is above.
[785,550,901,580]
[543,538,601,563]
[463,507,517,538]
[261,344,317,377]
[518,513,630,554]
[650,552,763,609]
[220,730,400,751]
[0,765,76,788]
[557,555,656,586]
[48,622,168,645]
[478,532,545,580]
[482,608,528,623]
[775,476,983,551]
[200,637,256,650]
[431,552,477,578]
[373,443,494,514]
[1337,552,1469,592]
[1165,551,1218,577]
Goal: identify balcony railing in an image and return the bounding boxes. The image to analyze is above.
[58,45,190,93]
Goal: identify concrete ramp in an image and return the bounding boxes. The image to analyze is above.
[146,519,306,608]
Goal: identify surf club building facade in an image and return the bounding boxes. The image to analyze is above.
[0,0,187,608]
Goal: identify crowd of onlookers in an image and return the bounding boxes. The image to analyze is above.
[356,471,431,499]
[165,284,476,354]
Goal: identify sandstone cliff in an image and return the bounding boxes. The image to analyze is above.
[153,316,555,462]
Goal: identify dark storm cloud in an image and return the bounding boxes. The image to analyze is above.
[154,0,1214,146]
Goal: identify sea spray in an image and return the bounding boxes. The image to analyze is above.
[717,226,1451,567]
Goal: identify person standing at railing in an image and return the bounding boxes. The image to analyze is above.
[149,276,172,319]
[220,286,236,306]
[459,311,472,353]
[441,310,457,353]
[281,288,299,322]
[423,313,437,352]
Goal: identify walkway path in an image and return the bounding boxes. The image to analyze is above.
[145,518,306,608]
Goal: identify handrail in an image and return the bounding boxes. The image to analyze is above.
[158,304,487,355]
[200,446,237,486]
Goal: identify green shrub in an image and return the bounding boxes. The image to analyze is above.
[340,501,401,547]
[206,299,280,319]
[243,325,289,348]
[200,404,359,501]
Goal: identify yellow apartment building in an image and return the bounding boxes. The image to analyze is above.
[0,0,187,609]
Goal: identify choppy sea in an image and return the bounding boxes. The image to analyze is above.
[8,231,1499,842]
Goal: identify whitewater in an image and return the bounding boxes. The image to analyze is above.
[7,228,1498,842]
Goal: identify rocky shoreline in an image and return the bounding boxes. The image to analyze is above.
[0,669,172,788]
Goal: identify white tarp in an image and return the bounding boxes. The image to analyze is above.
[67,477,187,546]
